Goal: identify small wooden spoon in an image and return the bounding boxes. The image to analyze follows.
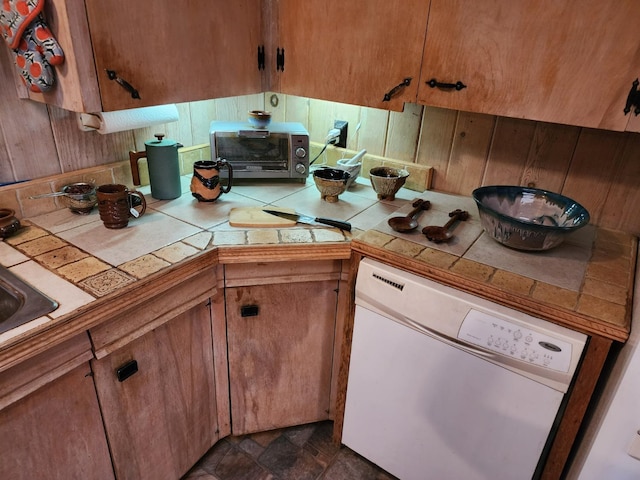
[422,209,469,243]
[387,199,431,232]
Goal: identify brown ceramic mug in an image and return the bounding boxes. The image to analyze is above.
[190,159,233,202]
[96,184,146,229]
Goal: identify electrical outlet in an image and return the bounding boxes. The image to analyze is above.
[334,120,348,148]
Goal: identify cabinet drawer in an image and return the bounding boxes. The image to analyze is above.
[89,267,216,358]
[225,259,342,287]
[0,333,93,410]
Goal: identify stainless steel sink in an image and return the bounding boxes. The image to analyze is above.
[0,266,58,333]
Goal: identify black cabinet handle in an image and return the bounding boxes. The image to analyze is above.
[257,45,265,71]
[241,305,259,317]
[106,69,141,99]
[624,78,640,116]
[382,77,412,102]
[276,48,285,72]
[426,78,467,91]
[116,360,138,382]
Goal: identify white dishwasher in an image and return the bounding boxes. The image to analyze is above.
[342,258,587,480]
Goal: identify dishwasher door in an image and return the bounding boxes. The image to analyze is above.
[343,304,566,480]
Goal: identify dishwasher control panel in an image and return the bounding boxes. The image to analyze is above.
[458,309,573,372]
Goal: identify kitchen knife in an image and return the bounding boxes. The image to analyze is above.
[263,209,351,231]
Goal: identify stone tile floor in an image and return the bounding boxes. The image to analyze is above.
[183,421,397,480]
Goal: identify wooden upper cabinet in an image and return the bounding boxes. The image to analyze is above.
[28,0,263,112]
[417,0,640,131]
[275,0,430,111]
[85,0,263,111]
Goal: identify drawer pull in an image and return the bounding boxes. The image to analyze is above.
[241,305,259,317]
[116,360,138,382]
[426,78,467,91]
[624,78,640,115]
[276,48,285,71]
[382,77,412,102]
[257,45,265,70]
[106,69,141,99]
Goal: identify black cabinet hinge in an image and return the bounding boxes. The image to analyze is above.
[276,47,285,72]
[257,45,265,71]
[624,78,640,116]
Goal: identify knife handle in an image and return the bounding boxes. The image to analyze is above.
[315,217,352,232]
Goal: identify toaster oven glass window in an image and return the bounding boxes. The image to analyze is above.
[214,132,289,171]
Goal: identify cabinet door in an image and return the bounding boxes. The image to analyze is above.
[226,279,337,435]
[276,0,430,111]
[417,0,640,131]
[84,0,263,111]
[0,363,114,480]
[91,301,219,480]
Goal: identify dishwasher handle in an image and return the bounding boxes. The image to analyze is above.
[397,314,497,360]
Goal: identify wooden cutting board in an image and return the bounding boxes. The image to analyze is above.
[229,207,297,227]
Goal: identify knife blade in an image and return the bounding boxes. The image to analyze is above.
[263,209,351,232]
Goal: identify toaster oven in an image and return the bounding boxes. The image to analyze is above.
[209,121,310,181]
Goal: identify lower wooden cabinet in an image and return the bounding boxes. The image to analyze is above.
[0,257,349,478]
[225,260,341,435]
[0,335,114,480]
[91,301,220,480]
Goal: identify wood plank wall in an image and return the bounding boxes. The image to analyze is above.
[1,43,639,234]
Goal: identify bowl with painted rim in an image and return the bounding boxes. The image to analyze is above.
[472,185,590,251]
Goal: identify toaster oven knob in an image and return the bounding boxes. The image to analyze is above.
[295,147,307,158]
[295,163,307,175]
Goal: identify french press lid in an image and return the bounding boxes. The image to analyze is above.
[146,133,181,148]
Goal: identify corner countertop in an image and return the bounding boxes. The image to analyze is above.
[0,175,415,369]
[352,190,637,342]
[1,176,636,373]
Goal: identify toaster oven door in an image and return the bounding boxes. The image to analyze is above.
[213,131,291,177]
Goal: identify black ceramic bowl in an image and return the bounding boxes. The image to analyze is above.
[472,185,590,251]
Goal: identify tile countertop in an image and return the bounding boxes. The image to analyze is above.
[0,175,637,360]
[0,175,416,355]
[352,190,638,342]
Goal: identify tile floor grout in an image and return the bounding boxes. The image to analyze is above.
[183,421,397,480]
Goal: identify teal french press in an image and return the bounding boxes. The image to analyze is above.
[129,134,183,200]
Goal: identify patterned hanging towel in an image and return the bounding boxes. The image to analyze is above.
[0,0,65,92]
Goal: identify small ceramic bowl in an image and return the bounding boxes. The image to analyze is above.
[0,208,21,238]
[369,166,410,200]
[313,168,350,202]
[61,182,97,215]
[472,185,590,251]
[248,110,272,129]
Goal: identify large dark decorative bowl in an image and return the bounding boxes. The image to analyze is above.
[472,185,590,251]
